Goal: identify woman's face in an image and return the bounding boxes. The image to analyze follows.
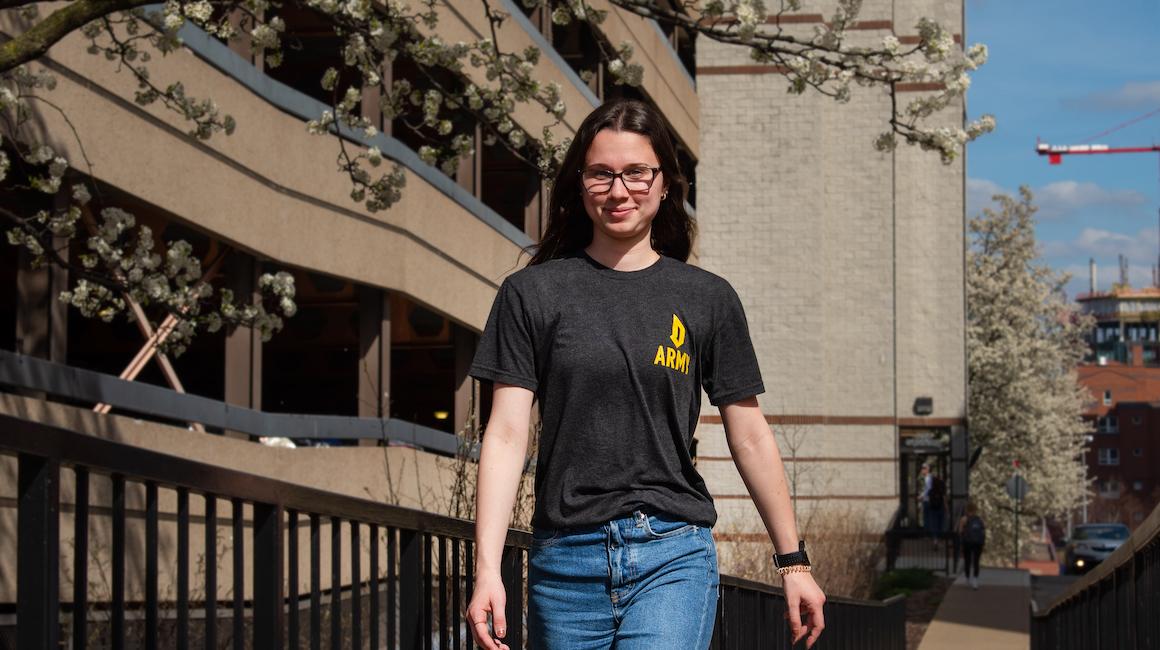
[579,129,667,246]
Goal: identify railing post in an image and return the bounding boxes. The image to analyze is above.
[17,453,60,650]
[500,546,524,650]
[146,482,159,649]
[73,467,90,650]
[399,529,423,650]
[254,503,285,648]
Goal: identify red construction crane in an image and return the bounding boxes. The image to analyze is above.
[1035,106,1160,165]
[1035,106,1160,289]
[1036,142,1160,165]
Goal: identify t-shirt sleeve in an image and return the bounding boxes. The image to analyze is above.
[468,277,538,392]
[701,282,765,406]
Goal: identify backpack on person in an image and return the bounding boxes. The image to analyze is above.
[929,475,946,509]
[963,515,986,545]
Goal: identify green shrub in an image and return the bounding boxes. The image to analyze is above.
[873,568,936,599]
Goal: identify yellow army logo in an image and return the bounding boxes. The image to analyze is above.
[653,314,690,374]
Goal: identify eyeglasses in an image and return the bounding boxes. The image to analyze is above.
[579,166,661,195]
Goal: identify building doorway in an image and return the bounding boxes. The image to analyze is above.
[898,428,951,531]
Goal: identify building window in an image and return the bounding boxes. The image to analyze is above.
[388,293,457,434]
[1096,415,1118,433]
[264,6,354,108]
[552,18,602,95]
[1103,390,1112,405]
[262,268,359,418]
[1133,447,1144,457]
[1098,448,1120,466]
[1096,323,1120,344]
[1131,415,1143,426]
[1098,478,1121,498]
[1126,323,1158,342]
[480,137,542,234]
[1135,511,1146,522]
[1133,481,1144,491]
[390,56,476,184]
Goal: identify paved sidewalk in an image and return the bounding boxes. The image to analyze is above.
[917,567,1030,650]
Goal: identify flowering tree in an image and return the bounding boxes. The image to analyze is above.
[1,0,992,350]
[967,187,1094,564]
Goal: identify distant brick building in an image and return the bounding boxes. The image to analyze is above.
[1076,287,1160,530]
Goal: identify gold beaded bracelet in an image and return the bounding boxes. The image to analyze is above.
[776,565,812,576]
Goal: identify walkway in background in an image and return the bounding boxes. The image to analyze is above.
[917,567,1031,650]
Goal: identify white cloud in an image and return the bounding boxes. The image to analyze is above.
[1040,226,1159,266]
[1063,81,1160,112]
[966,177,1147,220]
[1035,181,1147,219]
[966,177,1010,217]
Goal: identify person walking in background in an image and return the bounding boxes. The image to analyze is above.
[920,464,946,544]
[957,501,986,590]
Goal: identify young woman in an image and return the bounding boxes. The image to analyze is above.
[465,99,826,650]
[956,501,986,590]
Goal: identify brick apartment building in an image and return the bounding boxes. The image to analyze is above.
[1076,287,1160,529]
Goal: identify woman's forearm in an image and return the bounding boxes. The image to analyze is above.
[474,421,530,576]
[730,430,801,554]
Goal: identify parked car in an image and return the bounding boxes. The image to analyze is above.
[1062,523,1130,575]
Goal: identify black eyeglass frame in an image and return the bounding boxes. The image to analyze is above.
[577,166,663,195]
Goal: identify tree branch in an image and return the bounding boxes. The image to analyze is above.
[0,205,126,293]
[0,0,157,73]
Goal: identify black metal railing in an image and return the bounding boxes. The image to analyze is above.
[885,528,957,575]
[3,412,906,649]
[1030,504,1160,650]
[713,576,905,650]
[0,349,464,455]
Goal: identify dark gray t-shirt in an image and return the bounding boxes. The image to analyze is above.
[469,251,764,529]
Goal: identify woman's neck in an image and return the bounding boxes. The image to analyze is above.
[584,233,660,271]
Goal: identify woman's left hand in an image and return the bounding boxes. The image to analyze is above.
[782,572,826,647]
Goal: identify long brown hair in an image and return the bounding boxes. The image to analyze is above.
[527,99,696,265]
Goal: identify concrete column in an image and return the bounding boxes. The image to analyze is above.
[456,123,483,197]
[223,253,262,439]
[15,235,68,363]
[539,179,551,237]
[361,62,388,135]
[228,9,257,66]
[534,6,554,39]
[357,286,391,446]
[524,179,549,241]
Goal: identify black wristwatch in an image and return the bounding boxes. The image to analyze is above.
[772,540,811,569]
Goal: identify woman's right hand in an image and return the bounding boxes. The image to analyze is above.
[466,571,510,650]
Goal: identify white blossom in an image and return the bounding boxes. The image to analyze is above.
[733,0,767,41]
[251,24,280,50]
[881,35,901,56]
[181,1,213,23]
[27,145,55,165]
[72,184,92,205]
[163,12,186,31]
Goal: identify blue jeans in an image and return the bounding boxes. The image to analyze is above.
[528,510,719,650]
[924,502,944,535]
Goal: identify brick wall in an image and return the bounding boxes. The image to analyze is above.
[695,0,966,562]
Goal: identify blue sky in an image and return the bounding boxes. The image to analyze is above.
[965,0,1160,301]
